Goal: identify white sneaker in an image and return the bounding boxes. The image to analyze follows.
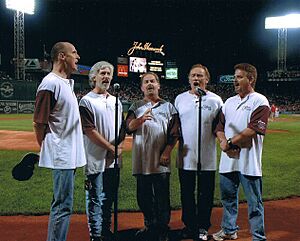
[198,229,208,240]
[212,229,237,240]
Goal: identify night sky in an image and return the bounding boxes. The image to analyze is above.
[1,0,300,81]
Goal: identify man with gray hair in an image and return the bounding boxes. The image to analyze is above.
[79,61,124,241]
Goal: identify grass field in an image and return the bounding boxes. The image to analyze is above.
[0,114,300,215]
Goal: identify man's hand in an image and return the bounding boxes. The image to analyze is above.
[159,148,171,167]
[226,147,241,159]
[33,122,47,147]
[139,108,153,123]
[219,139,241,158]
[219,139,228,152]
[107,145,123,158]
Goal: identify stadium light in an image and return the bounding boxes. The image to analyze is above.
[265,13,300,71]
[6,0,35,15]
[265,14,300,29]
[6,0,35,80]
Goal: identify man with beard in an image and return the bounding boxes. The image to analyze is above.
[175,64,223,241]
[79,61,124,241]
[126,72,180,241]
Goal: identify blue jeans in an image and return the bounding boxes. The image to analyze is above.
[47,169,75,241]
[220,172,267,241]
[85,172,105,238]
[101,168,120,235]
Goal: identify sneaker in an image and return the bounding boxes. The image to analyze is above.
[212,229,238,241]
[198,229,208,241]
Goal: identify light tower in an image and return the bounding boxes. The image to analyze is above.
[265,14,300,72]
[6,0,35,80]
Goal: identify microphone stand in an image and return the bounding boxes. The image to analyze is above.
[113,86,120,240]
[196,88,205,223]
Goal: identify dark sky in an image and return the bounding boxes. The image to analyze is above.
[1,0,300,80]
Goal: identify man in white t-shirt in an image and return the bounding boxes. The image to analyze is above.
[79,61,124,241]
[175,64,223,241]
[213,63,270,241]
[33,42,86,241]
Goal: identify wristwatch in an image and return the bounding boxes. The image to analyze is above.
[227,138,235,149]
[227,138,241,151]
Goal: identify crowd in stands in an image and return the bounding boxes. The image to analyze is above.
[75,80,300,113]
[1,69,299,113]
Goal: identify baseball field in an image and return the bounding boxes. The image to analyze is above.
[0,113,299,241]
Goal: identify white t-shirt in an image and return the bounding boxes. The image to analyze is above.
[219,92,270,176]
[175,91,223,171]
[36,72,86,169]
[79,91,123,175]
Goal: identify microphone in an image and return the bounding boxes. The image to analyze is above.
[195,86,206,96]
[113,83,120,92]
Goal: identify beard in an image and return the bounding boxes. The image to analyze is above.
[96,81,110,91]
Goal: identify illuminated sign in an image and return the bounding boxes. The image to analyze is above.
[75,65,91,76]
[24,58,41,70]
[127,41,165,56]
[219,75,234,83]
[117,65,128,77]
[165,68,178,79]
[129,57,147,73]
[149,66,163,72]
[148,60,164,72]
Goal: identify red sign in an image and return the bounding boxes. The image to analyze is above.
[117,65,128,77]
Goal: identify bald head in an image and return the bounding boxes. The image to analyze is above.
[50,42,73,62]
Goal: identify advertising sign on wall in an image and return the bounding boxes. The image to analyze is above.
[18,101,35,113]
[117,65,129,77]
[0,101,18,114]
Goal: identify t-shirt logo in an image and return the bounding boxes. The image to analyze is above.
[242,105,251,111]
[257,120,266,131]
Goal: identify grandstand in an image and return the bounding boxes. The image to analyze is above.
[1,61,300,114]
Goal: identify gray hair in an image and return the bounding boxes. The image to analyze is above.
[88,61,114,88]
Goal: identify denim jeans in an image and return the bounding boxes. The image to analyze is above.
[86,172,105,238]
[136,173,170,231]
[220,172,267,241]
[101,168,120,235]
[47,169,75,241]
[179,169,215,231]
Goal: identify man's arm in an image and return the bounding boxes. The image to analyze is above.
[79,105,121,156]
[160,113,181,166]
[230,128,256,148]
[230,105,270,148]
[33,122,47,147]
[125,109,152,133]
[84,128,118,155]
[33,90,55,147]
